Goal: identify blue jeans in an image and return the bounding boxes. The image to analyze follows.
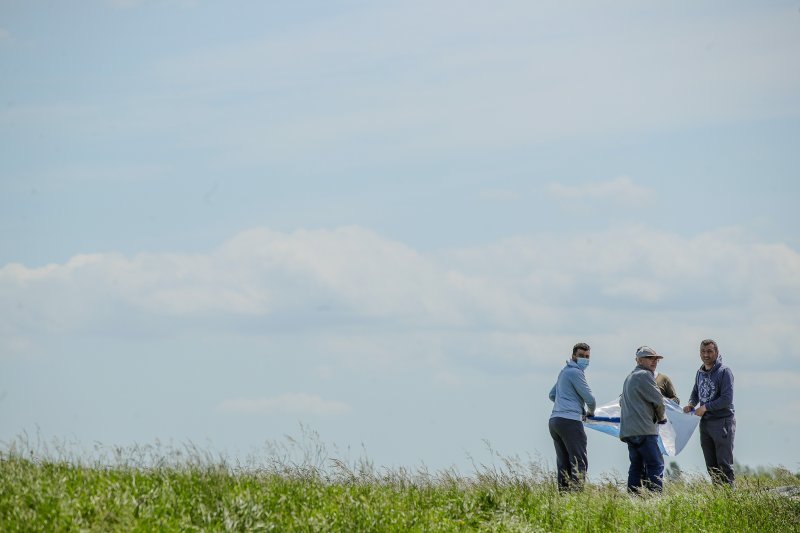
[623,435,664,493]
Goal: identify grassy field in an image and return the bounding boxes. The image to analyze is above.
[1,434,798,532]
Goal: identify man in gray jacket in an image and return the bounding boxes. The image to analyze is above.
[620,346,668,494]
[548,342,596,492]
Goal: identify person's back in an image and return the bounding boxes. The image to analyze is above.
[550,361,595,421]
[619,346,668,494]
[620,367,664,439]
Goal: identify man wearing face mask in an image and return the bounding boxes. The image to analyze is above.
[683,339,736,486]
[620,346,669,494]
[548,342,596,491]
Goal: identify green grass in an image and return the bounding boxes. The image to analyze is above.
[1,434,798,532]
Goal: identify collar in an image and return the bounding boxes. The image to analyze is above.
[700,355,723,372]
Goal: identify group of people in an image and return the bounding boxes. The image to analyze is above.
[548,339,736,494]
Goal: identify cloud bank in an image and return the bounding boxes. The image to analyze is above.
[2,225,798,372]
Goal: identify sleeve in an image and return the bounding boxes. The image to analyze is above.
[642,374,667,421]
[661,376,679,403]
[573,370,596,415]
[548,382,557,402]
[704,369,734,411]
[653,399,666,422]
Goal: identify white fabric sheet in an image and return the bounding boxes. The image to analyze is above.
[584,397,700,456]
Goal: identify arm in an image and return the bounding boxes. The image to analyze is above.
[704,368,734,411]
[640,373,667,422]
[653,399,666,422]
[573,370,596,415]
[643,377,667,422]
[548,383,557,402]
[660,376,679,404]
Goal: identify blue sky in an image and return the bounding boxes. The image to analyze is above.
[1,1,799,478]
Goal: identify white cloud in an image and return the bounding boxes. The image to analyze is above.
[547,176,653,205]
[2,225,799,369]
[8,4,798,183]
[217,394,351,416]
[136,2,800,167]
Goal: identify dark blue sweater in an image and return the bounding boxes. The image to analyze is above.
[689,355,735,420]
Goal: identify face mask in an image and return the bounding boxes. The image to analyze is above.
[575,357,590,370]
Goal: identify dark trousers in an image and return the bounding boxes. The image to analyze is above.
[623,434,664,494]
[700,416,736,486]
[548,417,588,491]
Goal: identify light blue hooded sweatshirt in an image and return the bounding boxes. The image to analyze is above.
[549,359,596,421]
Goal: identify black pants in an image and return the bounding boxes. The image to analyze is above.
[548,417,587,491]
[700,416,736,486]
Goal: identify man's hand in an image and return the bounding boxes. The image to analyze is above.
[694,405,707,417]
[683,405,694,413]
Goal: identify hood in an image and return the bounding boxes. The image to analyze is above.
[700,354,723,372]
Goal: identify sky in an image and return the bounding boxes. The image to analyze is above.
[1,1,799,479]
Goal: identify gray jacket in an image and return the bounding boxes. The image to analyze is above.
[620,364,666,439]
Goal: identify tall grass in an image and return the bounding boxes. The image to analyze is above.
[1,430,798,532]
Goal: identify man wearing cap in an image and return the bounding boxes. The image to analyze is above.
[683,339,736,486]
[548,342,596,492]
[620,346,668,494]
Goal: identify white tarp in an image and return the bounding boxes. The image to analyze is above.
[584,397,700,456]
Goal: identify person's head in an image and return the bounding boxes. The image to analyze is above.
[700,339,719,368]
[635,345,663,372]
[571,342,591,370]
[572,342,590,361]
